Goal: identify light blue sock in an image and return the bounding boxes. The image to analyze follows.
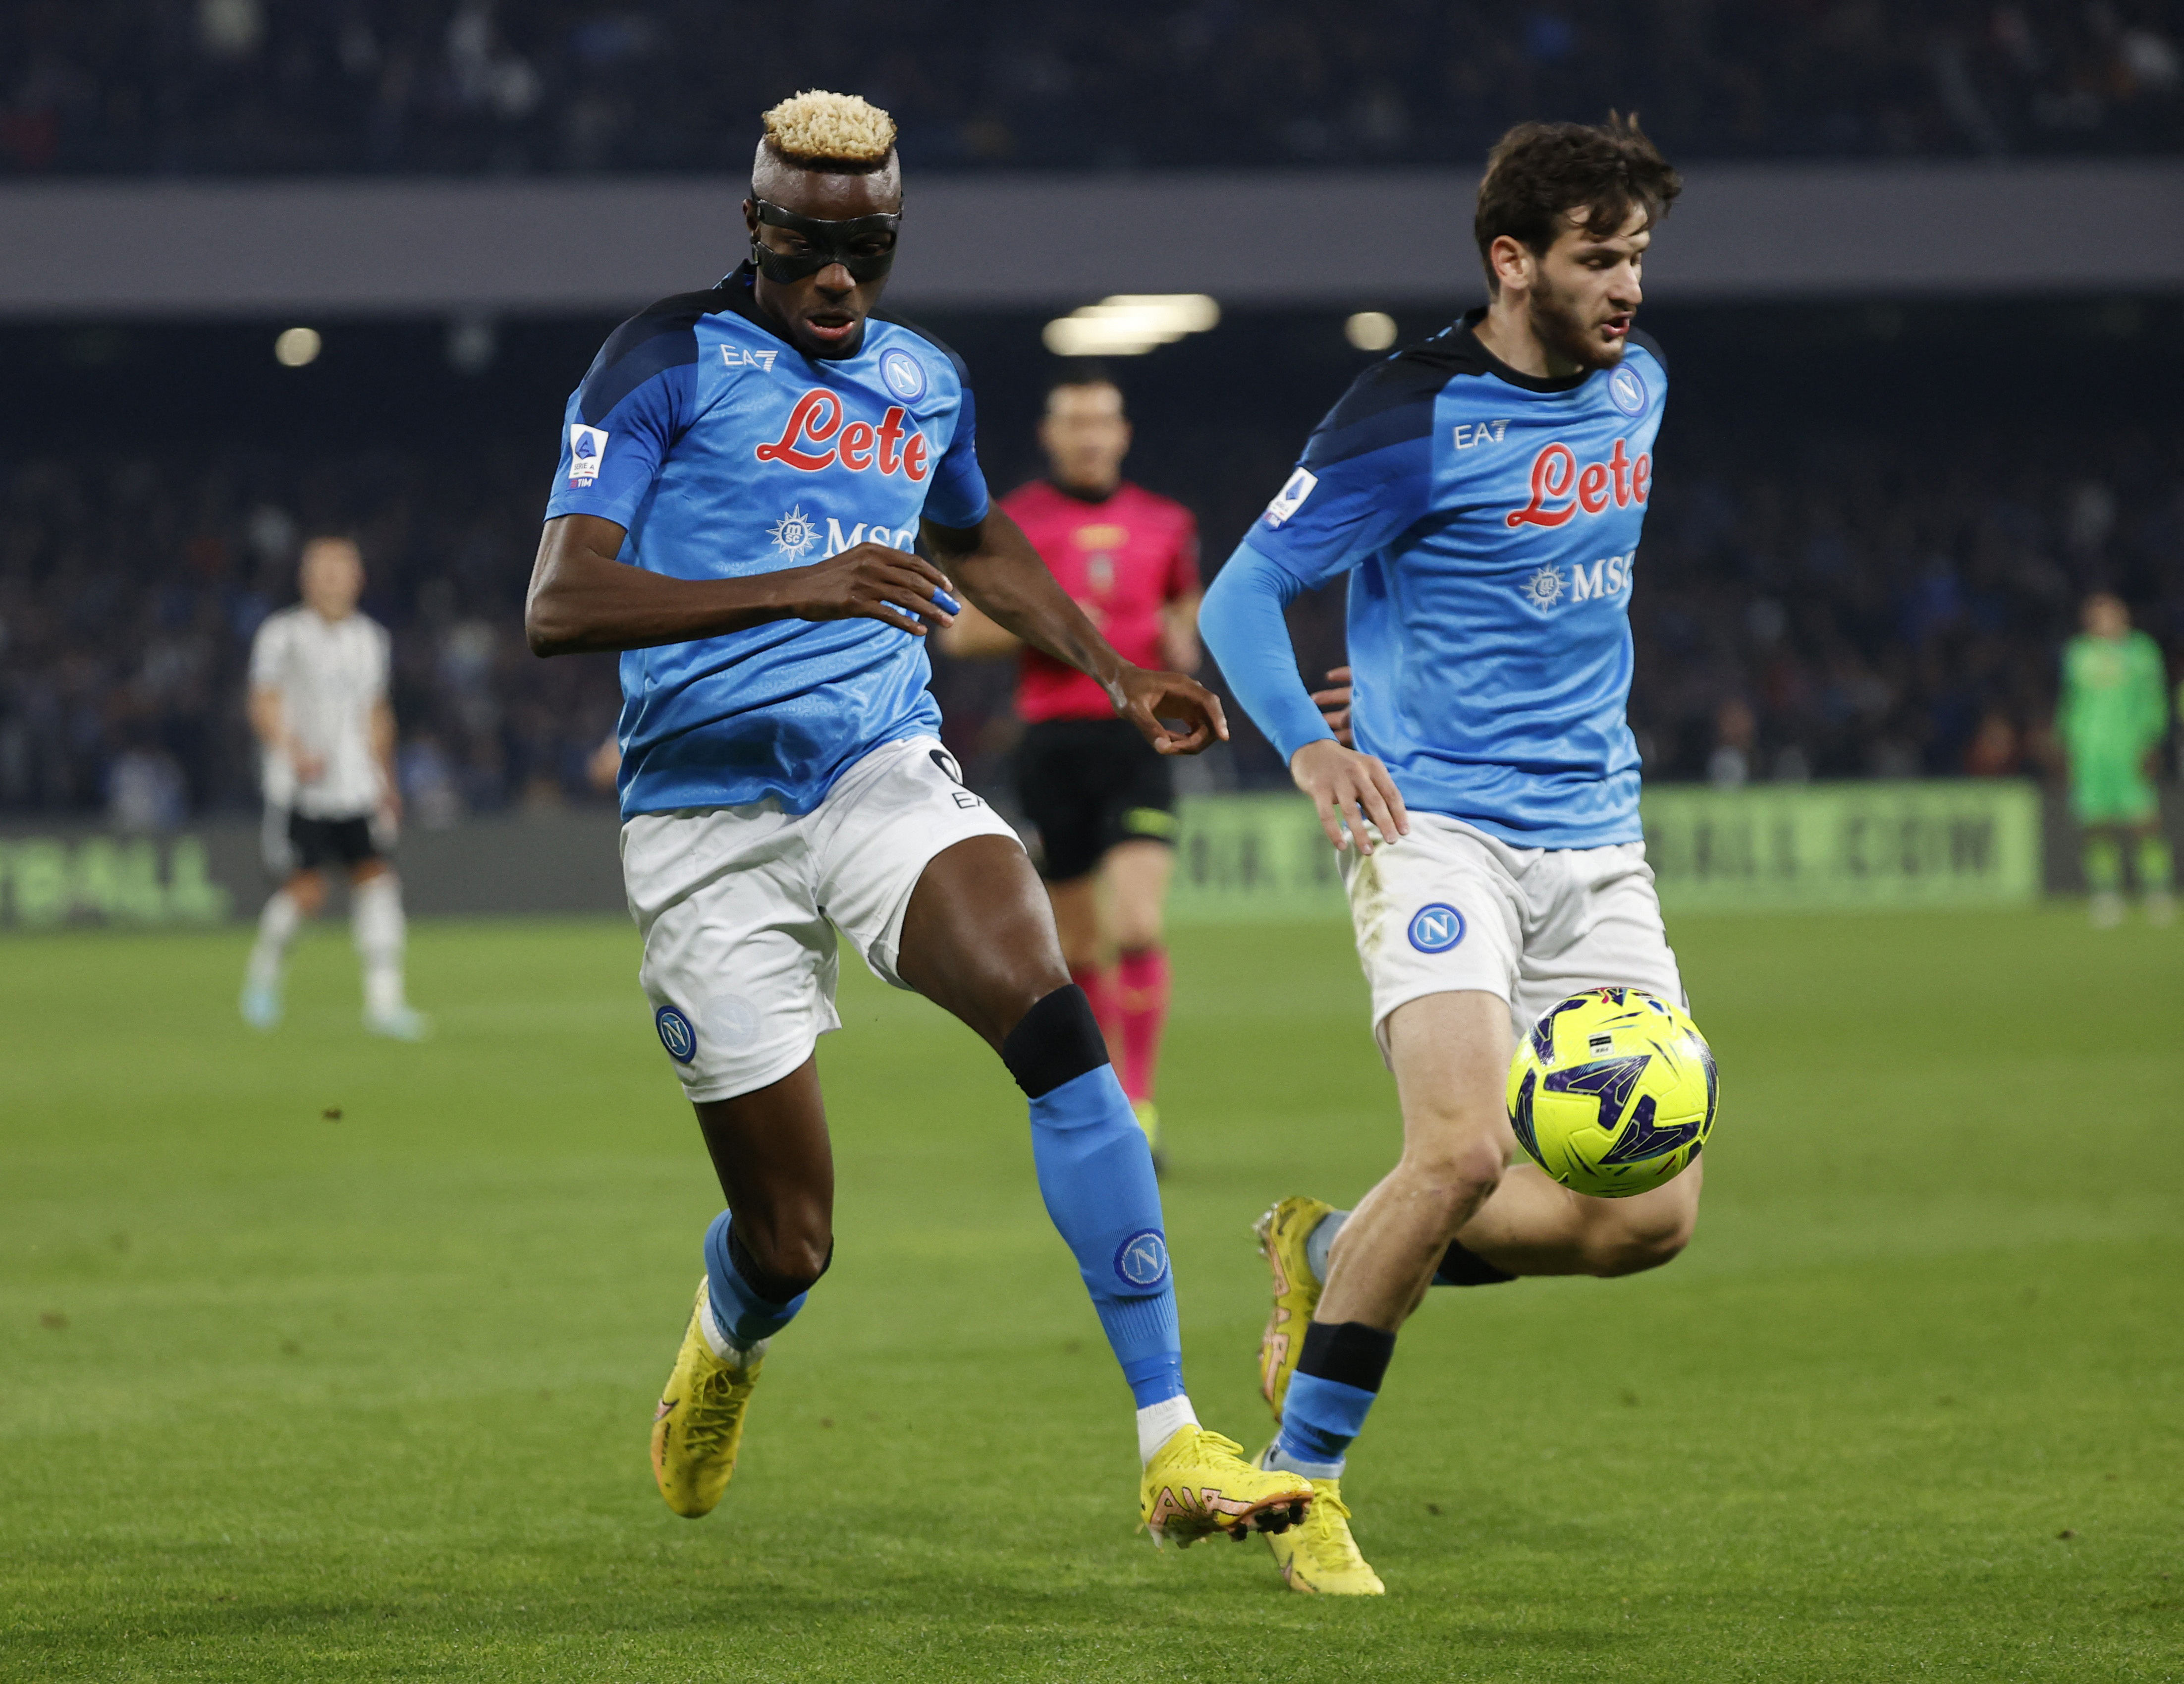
[1030,1065,1186,1406]
[1272,1372,1377,1479]
[701,1211,810,1349]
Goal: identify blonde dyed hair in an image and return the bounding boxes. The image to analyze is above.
[760,90,897,171]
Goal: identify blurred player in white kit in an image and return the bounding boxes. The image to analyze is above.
[239,536,427,1040]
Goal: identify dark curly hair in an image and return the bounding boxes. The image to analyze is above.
[1474,114,1682,292]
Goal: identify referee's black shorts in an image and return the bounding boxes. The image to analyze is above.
[264,807,382,877]
[1015,717,1178,883]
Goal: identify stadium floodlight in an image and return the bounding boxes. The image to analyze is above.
[1345,311,1398,351]
[1043,295,1220,357]
[273,327,323,367]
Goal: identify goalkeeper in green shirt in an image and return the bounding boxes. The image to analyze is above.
[2057,592,2173,926]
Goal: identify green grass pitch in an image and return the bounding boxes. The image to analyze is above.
[3,906,2181,1682]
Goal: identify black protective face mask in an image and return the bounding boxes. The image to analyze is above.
[749,196,901,284]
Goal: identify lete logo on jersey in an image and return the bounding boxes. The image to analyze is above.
[756,390,931,480]
[1505,438,1652,529]
[567,425,609,488]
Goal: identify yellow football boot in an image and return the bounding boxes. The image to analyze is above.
[1255,1195,1334,1419]
[1139,1425,1314,1547]
[1134,1099,1166,1177]
[649,1278,764,1518]
[1257,1458,1385,1595]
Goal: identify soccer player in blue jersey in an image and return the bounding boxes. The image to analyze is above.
[523,91,1312,1547]
[1199,116,1696,1593]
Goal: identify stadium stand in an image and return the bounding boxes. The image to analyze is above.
[5,0,2181,175]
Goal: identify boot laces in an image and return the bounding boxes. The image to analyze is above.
[1305,1486,1369,1570]
[679,1362,750,1455]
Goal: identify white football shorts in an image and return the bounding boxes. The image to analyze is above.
[620,735,1021,1103]
[1342,811,1685,1058]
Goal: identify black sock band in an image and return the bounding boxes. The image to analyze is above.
[1433,1238,1517,1287]
[728,1226,831,1304]
[1000,984,1111,1099]
[1296,1320,1397,1395]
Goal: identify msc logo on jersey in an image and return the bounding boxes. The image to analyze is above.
[756,390,932,481]
[1263,466,1318,528]
[1519,552,1638,613]
[655,1005,698,1064]
[567,425,609,488]
[878,347,928,402]
[1506,438,1652,529]
[769,505,820,561]
[1407,903,1467,954]
[1114,1229,1171,1289]
[1607,364,1649,417]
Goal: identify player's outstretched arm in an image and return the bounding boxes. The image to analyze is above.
[923,506,1227,756]
[525,513,959,657]
[1201,551,1406,854]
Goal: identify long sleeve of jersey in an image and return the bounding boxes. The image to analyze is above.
[1200,351,1443,765]
[1199,547,1331,763]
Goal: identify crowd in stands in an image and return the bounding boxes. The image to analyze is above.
[6,1,2182,176]
[0,418,2174,828]
[1625,423,2181,788]
[0,444,621,827]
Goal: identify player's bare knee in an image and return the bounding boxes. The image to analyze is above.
[1583,1203,1695,1277]
[1057,935,1103,976]
[733,1220,833,1300]
[1401,1133,1506,1217]
[1110,907,1164,952]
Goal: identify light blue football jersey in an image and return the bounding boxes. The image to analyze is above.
[544,264,990,818]
[1231,310,1667,848]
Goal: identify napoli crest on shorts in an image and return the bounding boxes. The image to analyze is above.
[1407,902,1467,954]
[879,347,928,402]
[1114,1229,1171,1289]
[1606,363,1648,417]
[655,1005,698,1063]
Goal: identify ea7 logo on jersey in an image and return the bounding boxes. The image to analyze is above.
[1453,420,1509,450]
[722,345,779,372]
[567,425,609,487]
[1506,438,1652,529]
[756,390,931,481]
[1263,466,1317,528]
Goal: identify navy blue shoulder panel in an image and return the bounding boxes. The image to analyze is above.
[577,287,723,426]
[1627,326,1668,373]
[876,314,973,390]
[1301,332,1484,470]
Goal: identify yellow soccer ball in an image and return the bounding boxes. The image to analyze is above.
[1506,988,1717,1198]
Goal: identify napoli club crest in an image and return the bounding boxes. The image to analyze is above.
[1407,903,1467,954]
[655,1005,698,1063]
[879,347,928,402]
[1607,363,1648,417]
[1113,1229,1171,1288]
